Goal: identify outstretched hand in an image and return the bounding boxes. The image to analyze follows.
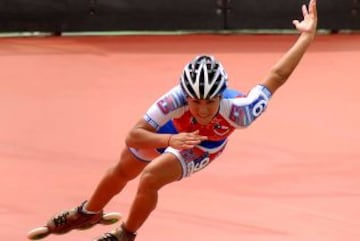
[169,130,208,150]
[292,0,317,34]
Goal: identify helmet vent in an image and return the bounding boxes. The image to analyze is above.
[180,55,228,99]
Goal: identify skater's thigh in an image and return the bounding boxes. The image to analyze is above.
[112,147,148,180]
[140,152,183,189]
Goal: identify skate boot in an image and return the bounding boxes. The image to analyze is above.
[27,201,121,240]
[94,224,136,241]
[46,201,103,233]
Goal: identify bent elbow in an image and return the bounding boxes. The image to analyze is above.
[125,131,136,147]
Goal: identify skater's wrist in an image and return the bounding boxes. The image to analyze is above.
[167,134,173,147]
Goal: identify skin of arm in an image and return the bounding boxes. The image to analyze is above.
[125,119,207,150]
[261,0,318,94]
[125,119,170,149]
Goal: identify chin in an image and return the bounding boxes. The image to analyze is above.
[196,118,211,125]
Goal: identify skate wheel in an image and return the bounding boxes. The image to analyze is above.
[101,212,122,225]
[27,226,50,240]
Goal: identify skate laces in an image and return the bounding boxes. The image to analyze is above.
[97,233,118,241]
[53,211,70,227]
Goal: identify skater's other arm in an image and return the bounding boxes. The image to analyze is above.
[125,119,207,149]
[261,0,317,94]
[125,119,169,148]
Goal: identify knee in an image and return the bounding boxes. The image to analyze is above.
[138,168,161,192]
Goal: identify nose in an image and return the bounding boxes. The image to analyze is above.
[197,105,209,117]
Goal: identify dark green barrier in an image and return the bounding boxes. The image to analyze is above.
[227,0,360,30]
[0,0,358,33]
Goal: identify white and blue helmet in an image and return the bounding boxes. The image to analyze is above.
[180,55,228,99]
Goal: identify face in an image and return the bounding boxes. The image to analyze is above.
[187,96,221,125]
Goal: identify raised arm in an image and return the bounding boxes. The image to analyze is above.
[261,0,318,94]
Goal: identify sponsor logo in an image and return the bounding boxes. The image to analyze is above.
[180,149,211,176]
[213,123,230,136]
[157,94,178,114]
[186,157,210,176]
[144,115,159,129]
[229,105,247,125]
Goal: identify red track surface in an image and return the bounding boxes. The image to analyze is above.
[1,34,359,241]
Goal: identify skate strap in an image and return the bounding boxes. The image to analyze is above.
[81,201,101,215]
